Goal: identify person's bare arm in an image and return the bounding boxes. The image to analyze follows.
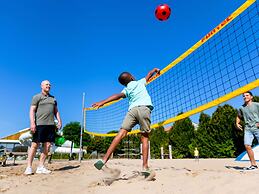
[54,106,62,129]
[92,93,126,109]
[145,68,160,82]
[30,105,37,133]
[236,116,243,131]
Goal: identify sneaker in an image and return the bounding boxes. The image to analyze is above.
[94,160,105,170]
[243,165,258,170]
[24,167,33,175]
[36,166,51,174]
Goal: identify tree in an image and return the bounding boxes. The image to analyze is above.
[150,126,169,158]
[197,105,242,158]
[119,133,141,159]
[86,130,122,157]
[88,136,107,154]
[169,117,195,158]
[63,122,81,159]
[82,132,91,147]
[191,112,213,158]
[63,122,81,145]
[253,95,259,102]
[103,130,120,155]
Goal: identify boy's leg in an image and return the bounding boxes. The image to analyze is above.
[137,106,151,169]
[94,108,137,170]
[103,129,128,163]
[140,132,156,180]
[94,129,128,170]
[141,132,149,169]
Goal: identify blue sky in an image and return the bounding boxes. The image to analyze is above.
[0,0,251,137]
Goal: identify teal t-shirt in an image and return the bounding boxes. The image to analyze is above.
[238,102,259,130]
[121,78,153,110]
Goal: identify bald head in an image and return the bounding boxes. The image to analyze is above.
[41,80,51,95]
[41,80,50,86]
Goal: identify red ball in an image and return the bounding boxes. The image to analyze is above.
[155,4,171,21]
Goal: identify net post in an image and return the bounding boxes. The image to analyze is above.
[79,92,85,162]
[161,147,164,159]
[169,145,172,159]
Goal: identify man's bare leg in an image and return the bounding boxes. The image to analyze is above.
[245,144,257,166]
[27,142,39,167]
[39,142,51,167]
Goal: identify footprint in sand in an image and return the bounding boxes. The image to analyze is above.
[89,167,156,187]
[89,167,121,187]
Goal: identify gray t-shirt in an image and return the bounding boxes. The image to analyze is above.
[238,102,259,130]
[31,93,57,125]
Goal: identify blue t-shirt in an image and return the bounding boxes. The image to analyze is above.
[121,78,153,110]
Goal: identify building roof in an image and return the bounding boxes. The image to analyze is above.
[1,128,30,140]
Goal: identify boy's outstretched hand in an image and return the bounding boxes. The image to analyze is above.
[92,101,105,109]
[146,68,161,82]
[92,93,125,109]
[154,68,160,74]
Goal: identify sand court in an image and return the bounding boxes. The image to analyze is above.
[1,158,259,194]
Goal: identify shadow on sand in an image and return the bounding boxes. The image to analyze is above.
[54,165,80,171]
[225,165,245,171]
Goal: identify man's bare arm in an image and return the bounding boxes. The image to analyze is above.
[30,105,37,133]
[236,116,243,131]
[54,106,62,129]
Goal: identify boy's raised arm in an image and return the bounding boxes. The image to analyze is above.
[145,68,160,82]
[92,93,126,109]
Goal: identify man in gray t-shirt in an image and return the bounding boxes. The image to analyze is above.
[236,91,259,170]
[24,80,62,175]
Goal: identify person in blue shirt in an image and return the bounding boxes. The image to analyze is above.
[92,68,160,176]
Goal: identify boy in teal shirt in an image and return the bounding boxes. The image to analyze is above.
[92,68,160,176]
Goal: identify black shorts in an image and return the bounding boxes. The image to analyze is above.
[32,125,56,143]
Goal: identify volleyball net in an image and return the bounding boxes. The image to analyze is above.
[84,0,259,137]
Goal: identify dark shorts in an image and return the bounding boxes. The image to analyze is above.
[32,125,56,143]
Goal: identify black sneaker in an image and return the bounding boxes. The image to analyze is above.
[243,165,258,170]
